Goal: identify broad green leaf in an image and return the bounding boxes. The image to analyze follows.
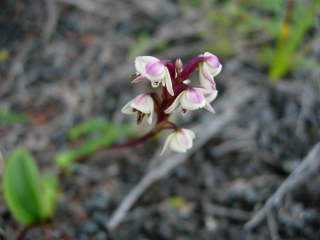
[3,149,43,225]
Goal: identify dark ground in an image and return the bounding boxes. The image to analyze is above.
[0,0,320,239]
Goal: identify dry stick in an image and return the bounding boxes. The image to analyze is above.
[56,0,109,17]
[204,203,251,221]
[107,85,256,230]
[0,39,34,97]
[43,0,59,41]
[245,142,320,230]
[267,210,281,240]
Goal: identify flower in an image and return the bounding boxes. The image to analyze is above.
[121,94,154,124]
[199,52,222,92]
[161,128,195,154]
[134,56,174,96]
[165,87,215,114]
[203,88,218,113]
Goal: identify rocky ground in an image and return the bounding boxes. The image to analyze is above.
[0,0,319,239]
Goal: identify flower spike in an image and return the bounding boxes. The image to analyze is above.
[120,52,222,154]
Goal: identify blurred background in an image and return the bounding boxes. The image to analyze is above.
[0,0,320,239]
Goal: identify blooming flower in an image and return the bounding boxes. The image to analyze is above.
[161,128,195,154]
[198,52,222,92]
[165,87,215,114]
[121,94,154,124]
[134,56,174,96]
[119,52,222,155]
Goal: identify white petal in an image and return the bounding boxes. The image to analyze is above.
[147,102,154,125]
[170,134,187,153]
[180,88,206,111]
[203,52,221,75]
[183,128,195,139]
[199,64,214,89]
[121,100,135,115]
[160,133,175,155]
[135,56,159,76]
[131,94,154,114]
[203,52,212,57]
[204,103,215,113]
[179,129,195,149]
[164,67,174,96]
[206,90,218,103]
[206,63,222,77]
[164,91,185,114]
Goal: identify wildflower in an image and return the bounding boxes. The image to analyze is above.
[161,128,195,154]
[199,52,222,91]
[165,87,215,114]
[121,94,154,124]
[134,56,174,96]
[120,52,222,154]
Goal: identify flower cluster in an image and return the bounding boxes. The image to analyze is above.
[121,52,222,154]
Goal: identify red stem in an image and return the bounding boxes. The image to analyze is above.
[109,129,159,149]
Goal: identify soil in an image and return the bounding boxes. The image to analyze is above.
[0,0,319,239]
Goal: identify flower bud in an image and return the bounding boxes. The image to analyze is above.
[161,128,195,154]
[199,52,222,91]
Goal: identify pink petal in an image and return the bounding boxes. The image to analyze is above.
[187,88,205,104]
[207,55,220,68]
[145,61,164,76]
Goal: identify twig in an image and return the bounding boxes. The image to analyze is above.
[204,202,251,221]
[56,0,109,17]
[16,225,34,240]
[0,150,3,177]
[42,0,59,41]
[245,142,320,230]
[1,40,34,97]
[107,84,256,230]
[267,209,281,240]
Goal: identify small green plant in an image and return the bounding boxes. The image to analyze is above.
[3,149,58,225]
[199,0,319,82]
[269,0,319,81]
[1,51,223,236]
[56,118,135,169]
[129,32,168,58]
[0,108,28,125]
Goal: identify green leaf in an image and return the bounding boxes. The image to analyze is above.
[56,122,135,169]
[41,174,59,219]
[128,33,168,58]
[0,108,28,125]
[68,118,110,140]
[3,149,43,225]
[269,1,319,81]
[3,149,58,225]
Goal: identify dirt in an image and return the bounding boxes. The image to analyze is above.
[0,0,320,239]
